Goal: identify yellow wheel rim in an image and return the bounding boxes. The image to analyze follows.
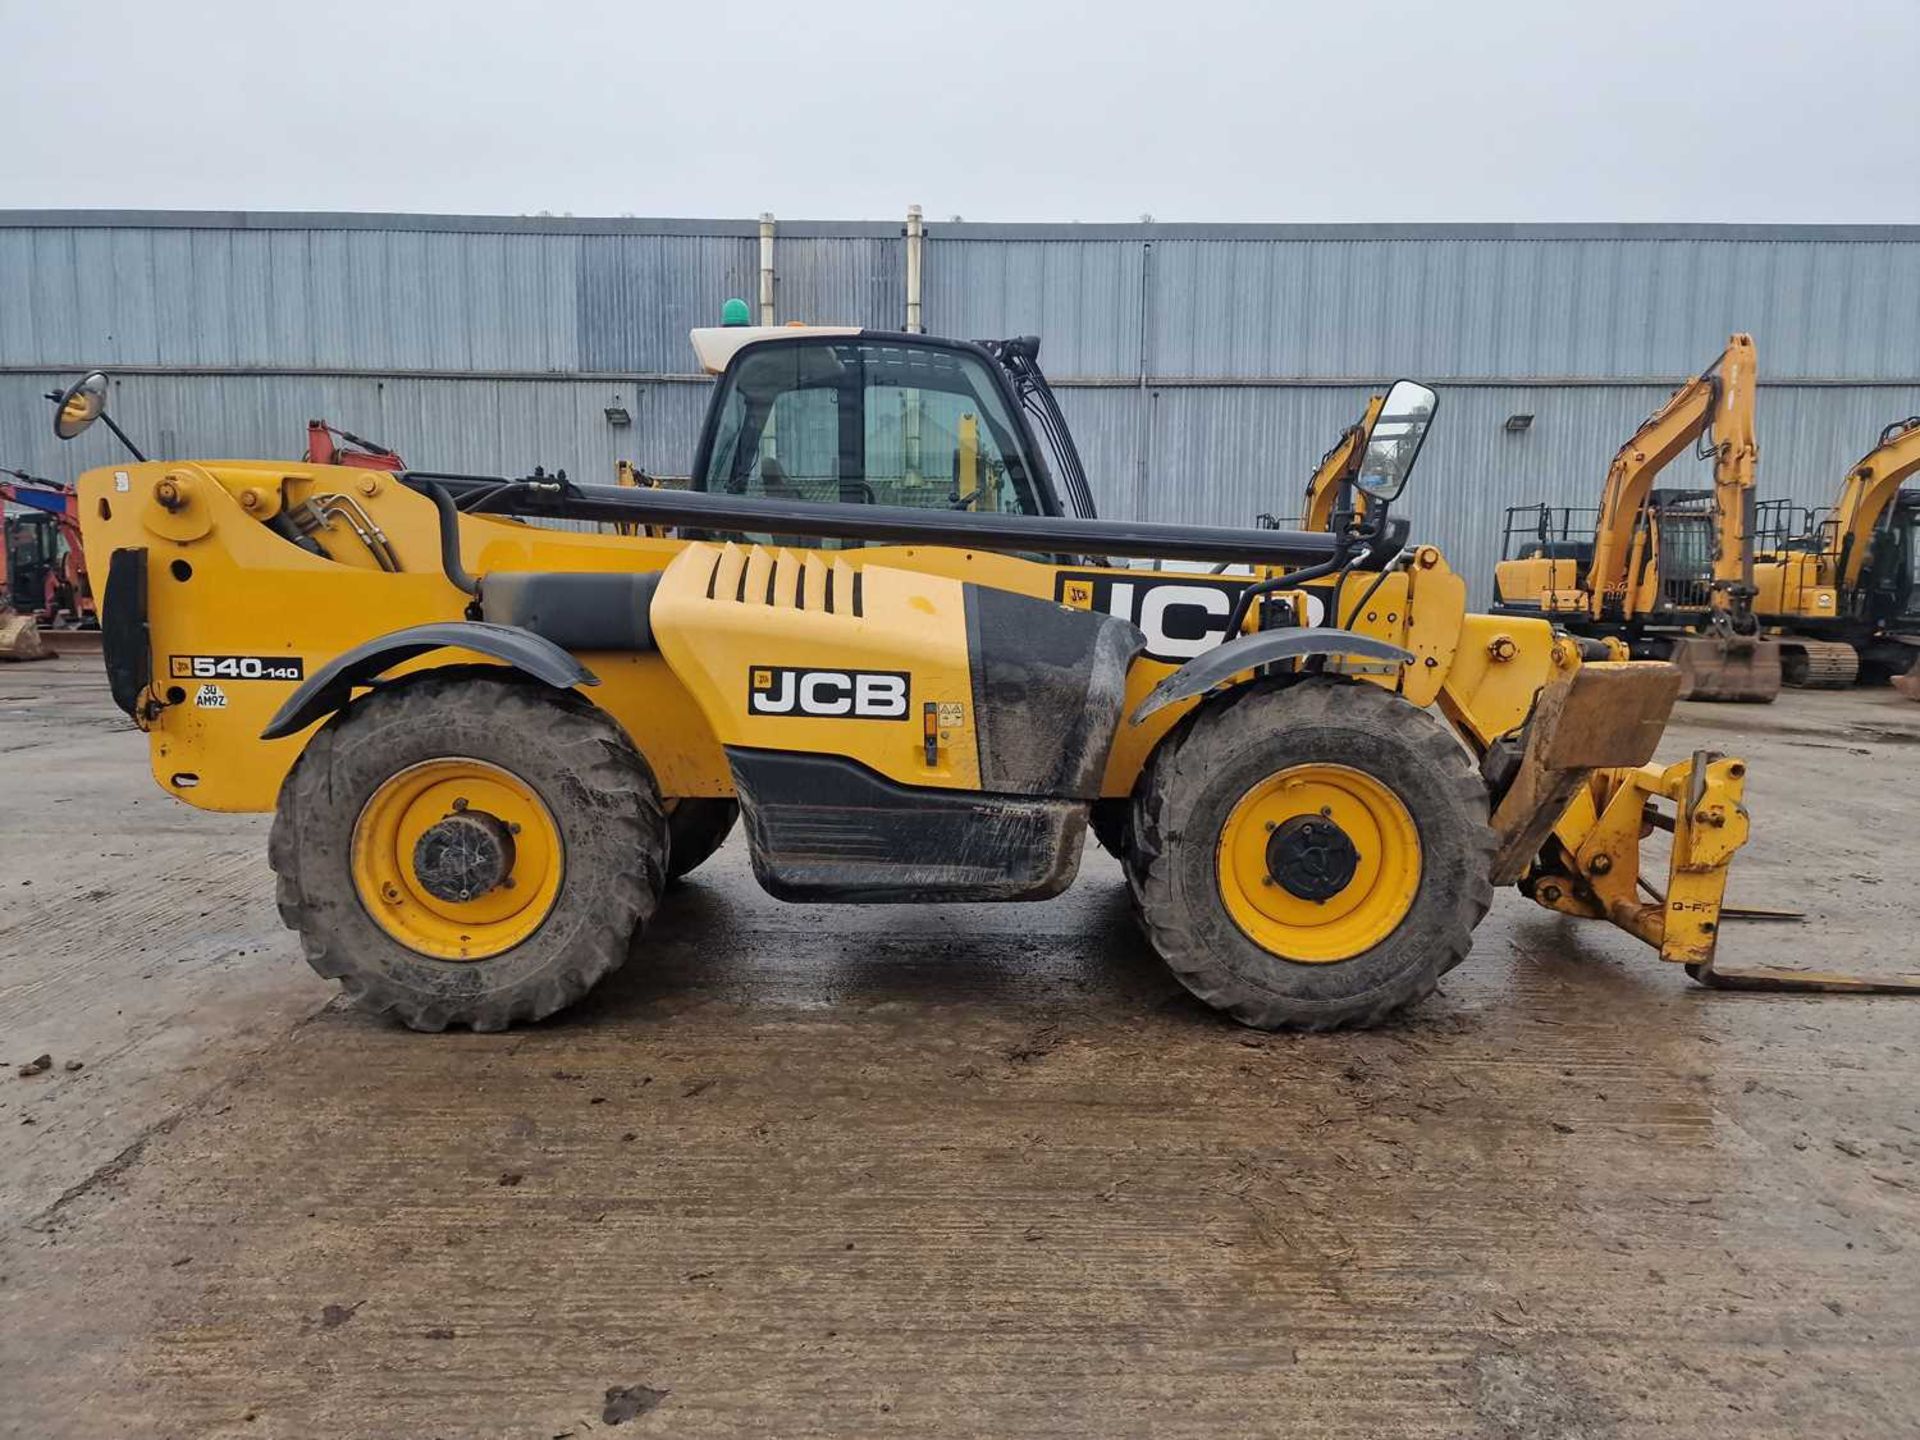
[351,758,563,961]
[1216,763,1421,963]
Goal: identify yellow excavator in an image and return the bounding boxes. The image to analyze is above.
[1492,335,1781,702]
[1751,416,1920,687]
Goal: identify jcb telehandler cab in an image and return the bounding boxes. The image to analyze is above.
[62,321,1899,1034]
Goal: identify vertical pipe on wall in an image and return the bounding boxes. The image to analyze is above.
[758,212,778,466]
[903,204,926,482]
[1132,239,1155,521]
[904,204,925,334]
[758,213,776,326]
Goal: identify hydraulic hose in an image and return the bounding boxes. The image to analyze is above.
[1221,546,1363,639]
[422,481,480,597]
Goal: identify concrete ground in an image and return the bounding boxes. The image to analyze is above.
[3,656,1918,1439]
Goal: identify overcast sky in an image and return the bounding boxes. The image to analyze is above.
[3,0,1917,223]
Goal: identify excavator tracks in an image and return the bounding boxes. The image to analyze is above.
[1780,638,1859,689]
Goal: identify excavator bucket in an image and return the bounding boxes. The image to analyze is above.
[1669,634,1782,703]
[0,611,50,662]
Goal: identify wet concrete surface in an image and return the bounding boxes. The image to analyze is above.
[2,657,1918,1437]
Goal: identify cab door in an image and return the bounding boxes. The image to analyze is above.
[691,335,1066,543]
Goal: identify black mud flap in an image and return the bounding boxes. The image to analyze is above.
[101,547,152,719]
[728,750,1086,902]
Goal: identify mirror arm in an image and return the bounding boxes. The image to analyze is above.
[99,412,147,464]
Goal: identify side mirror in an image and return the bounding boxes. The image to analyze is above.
[1356,379,1438,504]
[52,371,110,441]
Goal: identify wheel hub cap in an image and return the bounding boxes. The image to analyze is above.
[1265,814,1359,901]
[413,810,518,903]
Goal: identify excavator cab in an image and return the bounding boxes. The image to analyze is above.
[1861,493,1920,629]
[1643,489,1720,614]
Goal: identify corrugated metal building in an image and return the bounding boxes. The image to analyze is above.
[5,211,1920,602]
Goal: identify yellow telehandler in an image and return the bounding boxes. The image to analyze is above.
[1491,335,1781,702]
[56,324,1904,1032]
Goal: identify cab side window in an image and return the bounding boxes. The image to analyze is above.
[700,341,1045,544]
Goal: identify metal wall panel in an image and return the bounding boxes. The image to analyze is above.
[0,225,588,372]
[7,217,1920,380]
[579,234,756,372]
[922,238,1146,376]
[1142,238,1920,381]
[773,235,901,332]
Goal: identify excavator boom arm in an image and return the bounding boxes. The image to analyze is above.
[1301,394,1384,532]
[1584,334,1758,626]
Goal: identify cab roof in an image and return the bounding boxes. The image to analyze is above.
[688,325,863,376]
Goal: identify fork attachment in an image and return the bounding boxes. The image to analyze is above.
[1510,697,1920,992]
[1523,749,1749,966]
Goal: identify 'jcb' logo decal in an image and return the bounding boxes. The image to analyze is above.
[1055,571,1326,662]
[748,666,910,719]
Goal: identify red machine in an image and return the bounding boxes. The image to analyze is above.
[2,469,91,626]
[304,421,405,471]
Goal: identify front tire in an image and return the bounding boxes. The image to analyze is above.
[269,672,666,1031]
[1129,678,1493,1031]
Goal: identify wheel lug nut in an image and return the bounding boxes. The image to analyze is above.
[452,798,469,812]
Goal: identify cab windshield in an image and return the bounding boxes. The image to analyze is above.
[699,340,1047,538]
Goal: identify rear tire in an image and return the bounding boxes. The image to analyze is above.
[665,799,739,881]
[269,672,666,1031]
[1128,678,1493,1031]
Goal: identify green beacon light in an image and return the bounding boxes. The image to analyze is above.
[720,297,752,327]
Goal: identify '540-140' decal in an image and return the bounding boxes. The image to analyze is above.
[168,654,305,682]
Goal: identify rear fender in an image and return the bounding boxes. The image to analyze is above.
[260,621,596,740]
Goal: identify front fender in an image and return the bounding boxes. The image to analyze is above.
[261,621,597,740]
[1129,626,1413,724]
